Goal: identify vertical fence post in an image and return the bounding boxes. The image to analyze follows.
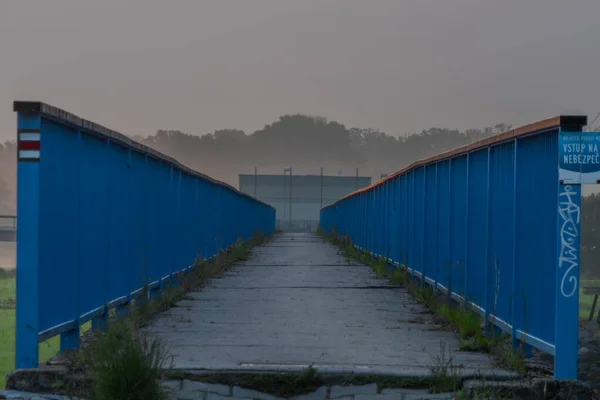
[433,163,439,290]
[421,169,427,288]
[61,130,82,353]
[117,147,133,318]
[410,171,415,278]
[92,138,111,332]
[554,182,580,379]
[554,121,586,380]
[463,153,470,305]
[510,139,521,352]
[483,147,492,332]
[15,111,42,368]
[447,161,453,300]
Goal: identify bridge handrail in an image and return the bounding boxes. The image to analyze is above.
[325,115,586,208]
[13,101,274,210]
[13,101,276,369]
[320,114,589,380]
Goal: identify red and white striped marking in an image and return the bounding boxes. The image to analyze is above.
[18,131,40,161]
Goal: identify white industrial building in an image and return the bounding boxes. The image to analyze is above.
[238,173,371,231]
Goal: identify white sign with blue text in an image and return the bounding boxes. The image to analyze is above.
[559,131,600,184]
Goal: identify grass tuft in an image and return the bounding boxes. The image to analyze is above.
[436,304,481,339]
[80,320,171,400]
[496,345,526,375]
[428,341,462,393]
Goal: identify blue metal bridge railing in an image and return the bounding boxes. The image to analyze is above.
[13,101,276,369]
[320,115,589,380]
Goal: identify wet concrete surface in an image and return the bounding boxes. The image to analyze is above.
[145,232,513,378]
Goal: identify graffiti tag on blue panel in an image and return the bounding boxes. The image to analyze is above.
[559,131,600,184]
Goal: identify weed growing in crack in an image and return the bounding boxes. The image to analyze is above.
[428,340,462,393]
[320,231,532,383]
[61,231,269,399]
[458,332,501,354]
[391,268,408,287]
[295,364,322,387]
[436,304,481,339]
[496,344,526,375]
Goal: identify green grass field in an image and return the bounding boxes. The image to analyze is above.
[0,276,61,389]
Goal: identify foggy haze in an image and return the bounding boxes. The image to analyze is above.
[1,0,599,142]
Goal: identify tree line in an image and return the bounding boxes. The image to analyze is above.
[0,114,512,214]
[1,114,599,276]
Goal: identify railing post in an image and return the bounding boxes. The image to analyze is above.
[447,161,453,300]
[420,170,427,288]
[463,154,470,305]
[554,125,586,380]
[117,146,134,319]
[15,112,42,368]
[92,139,112,332]
[60,130,82,353]
[554,183,580,379]
[410,170,415,279]
[510,139,528,354]
[433,163,439,290]
[483,148,491,333]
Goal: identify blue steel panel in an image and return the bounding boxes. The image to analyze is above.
[424,164,437,283]
[15,104,275,368]
[387,182,392,257]
[408,171,415,268]
[514,131,558,344]
[145,157,161,283]
[198,178,211,259]
[379,185,383,255]
[319,118,585,380]
[38,120,80,332]
[399,174,408,265]
[107,142,132,300]
[78,133,112,317]
[450,155,467,297]
[488,142,515,324]
[155,161,172,279]
[436,160,451,288]
[181,173,196,266]
[413,168,425,275]
[129,150,148,290]
[465,149,489,306]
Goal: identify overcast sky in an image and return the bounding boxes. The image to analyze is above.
[1,0,599,141]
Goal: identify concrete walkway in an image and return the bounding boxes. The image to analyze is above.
[146,232,512,378]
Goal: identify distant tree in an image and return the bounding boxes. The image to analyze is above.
[0,118,513,204]
[494,123,512,134]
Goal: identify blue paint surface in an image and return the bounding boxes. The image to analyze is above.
[320,123,582,380]
[15,104,275,368]
[554,182,581,379]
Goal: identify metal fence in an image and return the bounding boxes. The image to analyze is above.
[320,115,588,380]
[13,101,276,369]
